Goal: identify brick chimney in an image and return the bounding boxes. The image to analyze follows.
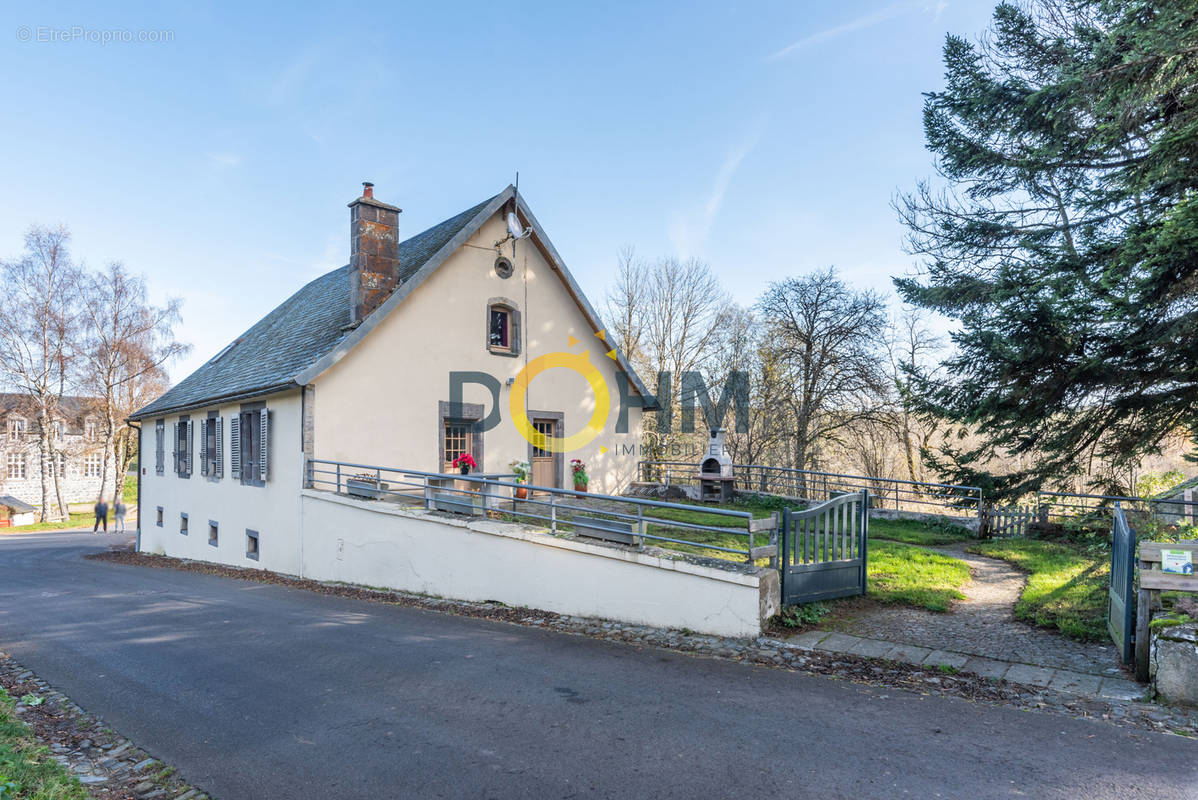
[349,181,402,324]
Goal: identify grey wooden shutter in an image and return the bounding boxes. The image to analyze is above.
[155,424,164,475]
[184,419,193,476]
[230,415,241,479]
[172,422,179,475]
[199,419,209,476]
[214,417,223,479]
[259,409,270,482]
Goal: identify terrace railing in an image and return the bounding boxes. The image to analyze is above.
[308,459,779,565]
[639,460,983,519]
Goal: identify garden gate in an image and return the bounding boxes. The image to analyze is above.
[1108,503,1137,665]
[780,490,869,605]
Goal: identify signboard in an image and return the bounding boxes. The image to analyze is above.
[1161,549,1194,575]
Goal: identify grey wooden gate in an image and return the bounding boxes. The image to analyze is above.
[1108,502,1137,665]
[780,490,869,605]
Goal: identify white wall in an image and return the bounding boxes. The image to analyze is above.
[311,212,644,493]
[137,389,304,575]
[299,489,778,638]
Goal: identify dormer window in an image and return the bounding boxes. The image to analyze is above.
[52,420,64,441]
[7,418,26,441]
[85,420,98,441]
[486,299,520,357]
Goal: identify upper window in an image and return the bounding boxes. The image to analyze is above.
[489,306,511,351]
[52,420,64,441]
[84,420,98,441]
[84,452,102,478]
[54,452,66,477]
[232,405,269,486]
[155,420,165,476]
[6,452,26,480]
[175,416,192,478]
[7,418,26,441]
[201,414,223,480]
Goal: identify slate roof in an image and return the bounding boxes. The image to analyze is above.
[132,193,500,419]
[0,495,36,514]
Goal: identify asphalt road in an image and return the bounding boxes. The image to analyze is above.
[1,531,1194,800]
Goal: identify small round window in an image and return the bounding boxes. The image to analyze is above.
[494,256,514,279]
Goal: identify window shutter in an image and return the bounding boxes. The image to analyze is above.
[214,417,223,479]
[155,425,164,475]
[259,409,270,482]
[172,422,179,475]
[184,419,193,475]
[199,419,209,476]
[230,415,241,479]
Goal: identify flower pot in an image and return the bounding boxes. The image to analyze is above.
[515,486,528,500]
[459,466,470,475]
[574,484,588,493]
[346,478,389,500]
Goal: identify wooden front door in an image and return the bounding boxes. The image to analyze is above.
[531,418,557,488]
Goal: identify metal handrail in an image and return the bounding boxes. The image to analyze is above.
[638,459,983,516]
[308,458,770,562]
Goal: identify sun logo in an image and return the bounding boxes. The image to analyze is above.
[508,332,613,454]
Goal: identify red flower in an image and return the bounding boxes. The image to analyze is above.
[453,454,477,470]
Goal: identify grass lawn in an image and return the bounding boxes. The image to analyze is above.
[869,517,972,546]
[123,474,137,504]
[2,512,93,534]
[967,539,1108,641]
[0,687,87,800]
[867,540,970,611]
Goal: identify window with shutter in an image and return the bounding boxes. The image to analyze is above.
[185,419,193,476]
[230,416,241,479]
[172,422,179,474]
[234,403,267,486]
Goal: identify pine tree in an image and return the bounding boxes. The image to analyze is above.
[895,0,1198,497]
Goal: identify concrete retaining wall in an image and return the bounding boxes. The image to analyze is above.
[299,489,778,638]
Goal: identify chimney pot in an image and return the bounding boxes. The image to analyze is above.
[362,181,374,198]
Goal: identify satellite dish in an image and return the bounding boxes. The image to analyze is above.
[506,211,524,239]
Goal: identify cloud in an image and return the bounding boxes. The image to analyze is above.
[769,1,948,60]
[669,124,764,257]
[206,153,242,168]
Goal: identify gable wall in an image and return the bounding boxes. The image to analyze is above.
[310,212,642,493]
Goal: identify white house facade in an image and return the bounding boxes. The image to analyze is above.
[132,184,652,574]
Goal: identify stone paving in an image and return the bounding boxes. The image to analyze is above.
[832,543,1122,675]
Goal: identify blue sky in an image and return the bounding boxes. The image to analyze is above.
[1,1,997,382]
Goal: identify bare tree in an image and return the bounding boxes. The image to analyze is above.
[756,267,890,477]
[78,263,188,506]
[0,226,81,521]
[886,307,945,484]
[605,251,731,459]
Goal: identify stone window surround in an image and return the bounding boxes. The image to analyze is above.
[486,297,521,358]
[438,401,484,473]
[246,529,259,561]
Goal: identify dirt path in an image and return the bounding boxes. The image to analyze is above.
[835,543,1122,676]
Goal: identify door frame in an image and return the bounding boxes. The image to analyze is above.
[526,410,564,489]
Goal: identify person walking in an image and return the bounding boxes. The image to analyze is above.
[93,498,108,534]
[113,500,127,533]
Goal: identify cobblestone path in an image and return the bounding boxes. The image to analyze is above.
[835,543,1123,676]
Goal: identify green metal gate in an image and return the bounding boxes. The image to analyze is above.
[780,490,869,605]
[1108,503,1137,665]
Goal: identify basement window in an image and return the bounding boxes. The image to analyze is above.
[180,513,188,535]
[156,506,163,527]
[208,520,219,547]
[246,529,259,560]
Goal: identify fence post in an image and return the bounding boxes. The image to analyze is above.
[549,492,557,534]
[768,511,779,570]
[335,463,342,494]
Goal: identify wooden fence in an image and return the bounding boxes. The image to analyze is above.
[980,504,1036,538]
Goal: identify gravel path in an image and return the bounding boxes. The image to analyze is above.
[836,543,1123,676]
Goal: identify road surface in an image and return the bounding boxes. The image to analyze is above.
[1,531,1194,799]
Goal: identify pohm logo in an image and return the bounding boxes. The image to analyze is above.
[449,333,749,455]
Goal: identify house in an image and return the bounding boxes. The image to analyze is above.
[0,394,106,510]
[0,496,36,528]
[131,184,651,573]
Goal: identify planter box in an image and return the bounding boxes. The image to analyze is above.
[346,479,390,501]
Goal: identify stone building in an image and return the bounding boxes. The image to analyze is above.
[0,393,106,510]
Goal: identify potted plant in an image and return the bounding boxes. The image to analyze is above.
[452,453,477,475]
[346,472,389,500]
[509,459,530,499]
[571,459,589,493]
